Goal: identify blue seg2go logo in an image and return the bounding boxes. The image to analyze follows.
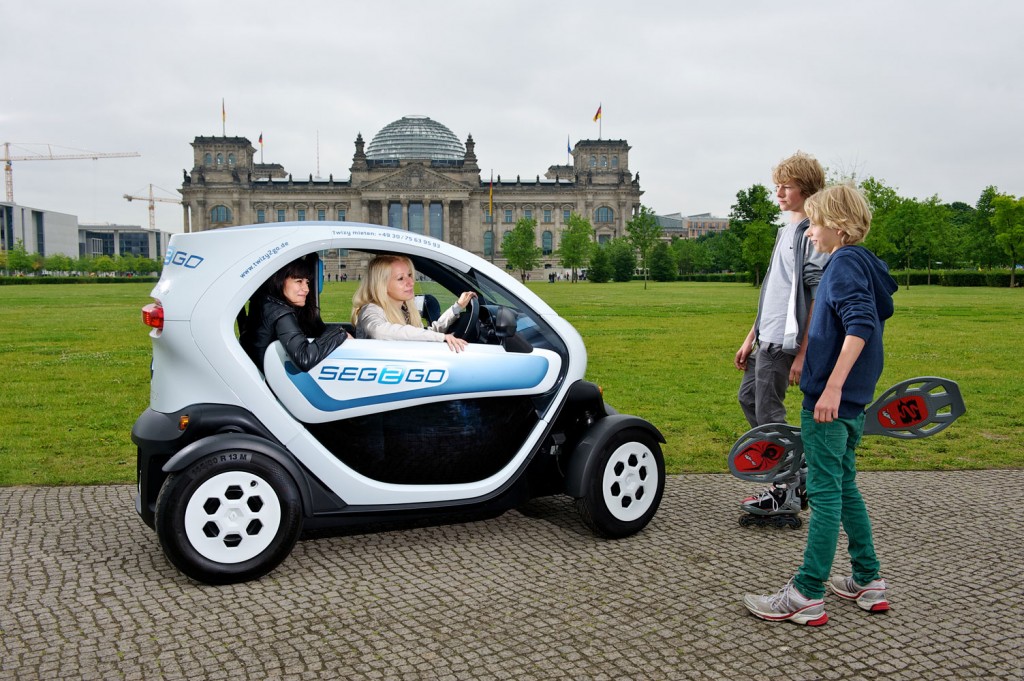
[318,364,447,385]
[164,249,204,269]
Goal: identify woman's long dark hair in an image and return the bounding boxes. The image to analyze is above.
[269,256,326,336]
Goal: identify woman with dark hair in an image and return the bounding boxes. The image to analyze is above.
[244,256,351,372]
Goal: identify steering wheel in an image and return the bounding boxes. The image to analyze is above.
[447,296,479,342]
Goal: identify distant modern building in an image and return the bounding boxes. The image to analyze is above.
[179,115,645,272]
[1,201,172,262]
[656,212,730,240]
[1,201,78,258]
[78,224,172,260]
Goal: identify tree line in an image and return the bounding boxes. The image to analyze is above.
[503,180,1024,287]
[1,241,161,277]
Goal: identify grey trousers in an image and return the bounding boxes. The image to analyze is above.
[738,342,795,428]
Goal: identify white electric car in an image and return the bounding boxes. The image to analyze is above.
[132,222,665,584]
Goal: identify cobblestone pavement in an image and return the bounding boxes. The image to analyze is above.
[2,471,1022,680]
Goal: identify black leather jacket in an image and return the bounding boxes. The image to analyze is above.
[245,295,347,372]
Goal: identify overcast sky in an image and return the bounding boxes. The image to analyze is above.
[4,0,1023,233]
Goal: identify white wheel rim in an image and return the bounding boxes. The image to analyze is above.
[184,471,283,564]
[601,441,658,522]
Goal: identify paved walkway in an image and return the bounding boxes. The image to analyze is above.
[2,471,1022,680]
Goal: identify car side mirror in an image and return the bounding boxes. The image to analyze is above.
[493,306,517,339]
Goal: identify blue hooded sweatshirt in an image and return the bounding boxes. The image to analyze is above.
[800,245,899,419]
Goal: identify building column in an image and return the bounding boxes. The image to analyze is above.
[422,200,430,235]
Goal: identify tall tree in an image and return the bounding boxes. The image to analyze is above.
[587,242,613,283]
[918,196,949,284]
[501,217,542,282]
[7,240,32,274]
[702,230,742,273]
[991,193,1024,287]
[944,201,975,269]
[606,238,637,282]
[671,237,708,276]
[557,212,594,282]
[968,186,1005,269]
[729,184,781,242]
[648,241,677,282]
[626,205,662,289]
[741,221,776,286]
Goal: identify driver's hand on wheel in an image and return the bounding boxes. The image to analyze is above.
[456,291,477,310]
[443,334,468,353]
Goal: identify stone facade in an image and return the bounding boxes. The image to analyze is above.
[178,117,644,274]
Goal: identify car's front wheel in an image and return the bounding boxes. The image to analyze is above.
[155,452,302,584]
[576,428,665,538]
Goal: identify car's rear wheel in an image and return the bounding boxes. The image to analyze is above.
[155,452,302,584]
[576,428,665,538]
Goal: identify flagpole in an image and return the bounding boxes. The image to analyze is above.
[221,98,226,136]
[488,169,494,263]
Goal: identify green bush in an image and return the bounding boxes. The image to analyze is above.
[886,269,1016,287]
[0,276,157,286]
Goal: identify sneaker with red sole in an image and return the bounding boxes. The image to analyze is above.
[743,580,829,626]
[828,576,890,612]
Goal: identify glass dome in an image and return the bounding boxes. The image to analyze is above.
[365,115,465,161]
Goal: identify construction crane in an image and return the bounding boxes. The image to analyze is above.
[123,184,182,231]
[3,142,141,203]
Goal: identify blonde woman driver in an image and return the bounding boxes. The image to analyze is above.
[352,254,477,353]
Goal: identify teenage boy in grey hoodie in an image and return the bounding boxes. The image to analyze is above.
[735,152,828,512]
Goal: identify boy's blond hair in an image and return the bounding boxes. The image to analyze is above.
[804,183,872,246]
[771,151,826,198]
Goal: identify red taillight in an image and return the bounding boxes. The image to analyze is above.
[142,302,164,330]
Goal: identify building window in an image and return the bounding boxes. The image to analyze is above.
[504,208,513,224]
[388,202,402,229]
[542,230,553,255]
[317,209,326,221]
[601,156,607,167]
[204,153,212,166]
[337,209,346,221]
[598,234,611,245]
[543,209,552,223]
[563,208,571,223]
[502,230,512,250]
[297,209,306,222]
[524,208,533,221]
[408,203,424,232]
[211,205,232,223]
[484,209,493,224]
[216,153,223,168]
[590,156,597,167]
[595,206,614,223]
[227,154,236,167]
[611,156,619,169]
[429,202,443,240]
[484,231,494,256]
[34,212,45,256]
[277,209,286,222]
[256,209,266,223]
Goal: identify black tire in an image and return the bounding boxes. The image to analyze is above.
[576,428,665,538]
[155,451,302,584]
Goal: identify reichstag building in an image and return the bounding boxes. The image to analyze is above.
[180,115,643,272]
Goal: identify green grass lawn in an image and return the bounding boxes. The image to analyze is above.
[1,281,1020,485]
